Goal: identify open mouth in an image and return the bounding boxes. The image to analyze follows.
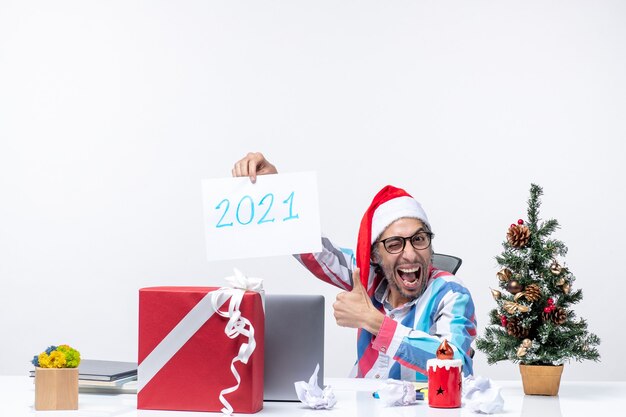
[397,266,422,290]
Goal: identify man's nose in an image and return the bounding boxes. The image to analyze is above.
[400,241,420,257]
[400,242,429,263]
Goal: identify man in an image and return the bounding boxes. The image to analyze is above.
[232,152,476,381]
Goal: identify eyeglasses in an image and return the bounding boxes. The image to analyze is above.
[376,231,434,254]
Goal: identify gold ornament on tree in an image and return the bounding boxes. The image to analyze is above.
[562,283,570,294]
[506,280,523,294]
[497,268,512,282]
[502,300,530,314]
[554,277,570,294]
[490,288,502,300]
[550,260,563,275]
[517,339,533,357]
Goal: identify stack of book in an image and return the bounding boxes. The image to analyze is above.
[31,359,138,394]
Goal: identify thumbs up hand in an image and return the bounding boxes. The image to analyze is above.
[333,268,384,335]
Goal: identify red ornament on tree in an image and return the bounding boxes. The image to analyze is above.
[517,219,524,225]
[501,315,508,327]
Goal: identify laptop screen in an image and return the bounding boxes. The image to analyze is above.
[264,294,325,401]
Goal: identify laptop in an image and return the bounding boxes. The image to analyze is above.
[264,294,325,401]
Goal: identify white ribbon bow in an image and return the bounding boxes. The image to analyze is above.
[210,269,264,415]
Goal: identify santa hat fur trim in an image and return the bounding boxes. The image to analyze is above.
[371,196,430,244]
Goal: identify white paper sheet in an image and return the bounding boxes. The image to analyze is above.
[201,172,321,261]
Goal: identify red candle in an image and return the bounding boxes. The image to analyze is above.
[427,339,462,408]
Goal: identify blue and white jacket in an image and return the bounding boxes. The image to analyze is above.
[295,237,476,381]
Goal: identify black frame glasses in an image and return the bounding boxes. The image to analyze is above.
[376,231,434,254]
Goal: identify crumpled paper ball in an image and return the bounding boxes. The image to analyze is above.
[463,375,505,414]
[294,364,336,409]
[376,379,421,407]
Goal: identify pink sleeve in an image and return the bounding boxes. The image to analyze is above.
[371,316,398,354]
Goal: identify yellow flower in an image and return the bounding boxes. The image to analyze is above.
[38,353,51,368]
[33,344,81,368]
[48,351,67,368]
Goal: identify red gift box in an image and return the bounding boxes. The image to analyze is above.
[138,286,264,413]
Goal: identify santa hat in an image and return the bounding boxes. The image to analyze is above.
[356,185,430,295]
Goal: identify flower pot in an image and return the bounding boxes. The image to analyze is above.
[35,367,79,410]
[519,364,564,396]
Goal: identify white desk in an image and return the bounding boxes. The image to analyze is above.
[2,376,625,417]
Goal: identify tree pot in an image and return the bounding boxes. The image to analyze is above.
[519,364,564,396]
[34,367,79,410]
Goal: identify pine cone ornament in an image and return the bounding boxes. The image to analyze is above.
[506,318,529,338]
[542,307,567,325]
[507,224,531,248]
[551,307,567,325]
[522,284,541,302]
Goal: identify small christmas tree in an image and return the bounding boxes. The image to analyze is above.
[476,184,600,366]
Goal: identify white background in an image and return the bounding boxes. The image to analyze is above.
[1,0,624,381]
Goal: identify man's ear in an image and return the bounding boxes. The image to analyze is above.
[370,245,378,263]
[370,246,382,273]
[370,251,381,273]
[369,261,382,276]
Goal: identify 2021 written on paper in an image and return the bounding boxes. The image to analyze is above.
[201,172,321,261]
